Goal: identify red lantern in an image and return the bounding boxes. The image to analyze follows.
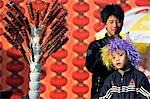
[40,69,46,80]
[51,48,68,60]
[50,76,67,87]
[72,84,89,95]
[72,70,89,81]
[13,0,24,4]
[72,29,89,40]
[72,56,86,68]
[6,61,24,74]
[9,89,24,99]
[6,75,24,87]
[6,48,22,59]
[93,22,105,32]
[94,0,117,7]
[51,62,67,73]
[61,0,68,4]
[32,0,46,11]
[135,0,150,6]
[0,13,3,22]
[73,16,90,27]
[72,42,88,54]
[50,90,67,99]
[0,0,4,8]
[120,3,132,12]
[73,2,89,14]
[0,28,3,36]
[40,83,46,93]
[93,9,102,19]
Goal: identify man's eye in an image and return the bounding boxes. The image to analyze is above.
[109,21,113,24]
[117,21,121,23]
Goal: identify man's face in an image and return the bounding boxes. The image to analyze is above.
[105,15,123,36]
[112,49,127,69]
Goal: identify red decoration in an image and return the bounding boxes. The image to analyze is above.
[32,0,46,11]
[135,0,150,6]
[51,48,68,60]
[0,13,3,22]
[72,42,88,54]
[10,89,24,99]
[61,0,68,4]
[72,29,89,40]
[40,69,46,80]
[72,56,86,68]
[13,0,24,4]
[6,48,22,59]
[40,83,46,93]
[0,41,2,50]
[6,61,24,74]
[93,9,102,20]
[93,22,105,32]
[51,62,67,73]
[50,90,67,99]
[6,75,24,88]
[93,0,117,7]
[72,84,89,95]
[0,28,3,36]
[0,0,4,8]
[120,3,132,12]
[50,76,67,87]
[72,70,89,81]
[73,16,90,27]
[73,2,89,14]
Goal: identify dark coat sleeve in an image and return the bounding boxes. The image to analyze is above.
[136,73,150,98]
[85,41,103,73]
[93,75,112,99]
[85,40,113,75]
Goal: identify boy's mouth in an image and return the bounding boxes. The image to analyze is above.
[116,63,121,65]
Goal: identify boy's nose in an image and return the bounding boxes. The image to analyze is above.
[115,57,120,61]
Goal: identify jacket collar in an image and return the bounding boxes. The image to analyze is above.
[117,67,134,77]
[105,33,122,39]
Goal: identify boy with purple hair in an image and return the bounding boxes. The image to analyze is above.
[95,38,150,99]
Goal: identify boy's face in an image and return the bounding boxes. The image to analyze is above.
[105,15,123,37]
[112,49,127,69]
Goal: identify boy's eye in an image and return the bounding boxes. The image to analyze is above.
[119,54,123,56]
[112,56,115,59]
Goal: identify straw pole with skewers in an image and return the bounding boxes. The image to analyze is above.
[1,0,68,98]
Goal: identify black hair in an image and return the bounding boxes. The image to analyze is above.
[100,4,124,24]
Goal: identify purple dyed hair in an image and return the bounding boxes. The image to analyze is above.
[101,38,141,69]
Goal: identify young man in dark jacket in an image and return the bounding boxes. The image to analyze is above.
[85,4,124,98]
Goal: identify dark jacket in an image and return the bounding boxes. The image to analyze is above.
[95,67,150,99]
[86,34,121,98]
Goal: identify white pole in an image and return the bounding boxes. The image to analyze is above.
[28,27,42,99]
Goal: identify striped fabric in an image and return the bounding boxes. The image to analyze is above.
[96,68,150,99]
[98,85,150,99]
